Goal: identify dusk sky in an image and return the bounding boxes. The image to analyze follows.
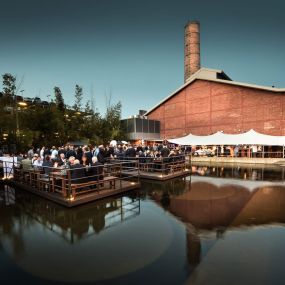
[1,0,285,118]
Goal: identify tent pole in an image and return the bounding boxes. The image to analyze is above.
[262,145,264,158]
[283,145,284,159]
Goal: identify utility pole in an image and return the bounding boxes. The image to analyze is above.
[15,89,25,136]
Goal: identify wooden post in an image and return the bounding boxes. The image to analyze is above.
[67,169,72,198]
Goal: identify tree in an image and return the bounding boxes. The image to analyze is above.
[1,73,18,150]
[80,101,102,143]
[73,84,83,112]
[54,87,65,112]
[0,76,124,151]
[101,101,122,143]
[2,73,16,97]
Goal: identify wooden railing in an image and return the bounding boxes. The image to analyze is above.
[12,161,140,200]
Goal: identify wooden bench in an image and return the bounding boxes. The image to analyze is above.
[70,176,117,198]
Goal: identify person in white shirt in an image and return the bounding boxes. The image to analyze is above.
[40,147,45,159]
[251,145,258,157]
[31,153,38,165]
[32,155,43,168]
[51,146,58,159]
[27,147,34,159]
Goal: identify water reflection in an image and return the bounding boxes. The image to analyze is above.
[0,185,140,245]
[0,185,25,260]
[1,166,285,284]
[185,223,201,267]
[191,163,285,181]
[141,172,285,284]
[0,184,185,284]
[143,177,285,231]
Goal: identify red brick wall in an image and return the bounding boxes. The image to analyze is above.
[147,80,285,138]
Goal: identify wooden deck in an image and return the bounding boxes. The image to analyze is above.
[122,169,191,181]
[9,180,140,207]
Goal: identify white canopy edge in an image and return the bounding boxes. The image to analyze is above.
[168,129,285,146]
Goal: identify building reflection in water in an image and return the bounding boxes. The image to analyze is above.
[1,169,285,283]
[185,223,201,267]
[143,172,285,268]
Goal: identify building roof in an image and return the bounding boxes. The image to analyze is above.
[145,68,285,115]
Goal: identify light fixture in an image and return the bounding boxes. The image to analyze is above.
[68,196,75,201]
[18,101,27,107]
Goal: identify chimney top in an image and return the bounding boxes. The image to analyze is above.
[185,20,200,27]
[184,21,201,82]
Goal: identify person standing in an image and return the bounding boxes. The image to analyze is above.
[40,147,45,159]
[58,146,66,157]
[234,145,239,157]
[51,146,58,159]
[44,147,51,157]
[160,145,170,157]
[42,155,53,176]
[27,147,34,159]
[97,145,106,164]
[251,145,257,158]
[32,155,43,169]
[57,153,67,166]
[247,146,251,158]
[125,145,136,158]
[83,146,93,162]
[66,145,77,159]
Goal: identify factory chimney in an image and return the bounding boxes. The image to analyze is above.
[184,21,200,82]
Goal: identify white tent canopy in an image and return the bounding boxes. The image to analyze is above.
[168,129,285,146]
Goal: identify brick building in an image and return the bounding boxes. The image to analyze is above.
[145,21,285,139]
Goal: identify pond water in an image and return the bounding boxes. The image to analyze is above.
[1,164,285,285]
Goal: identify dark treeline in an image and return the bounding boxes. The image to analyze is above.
[0,73,123,152]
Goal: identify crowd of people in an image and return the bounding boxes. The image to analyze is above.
[24,143,185,166]
[18,143,186,183]
[192,145,267,157]
[3,142,282,182]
